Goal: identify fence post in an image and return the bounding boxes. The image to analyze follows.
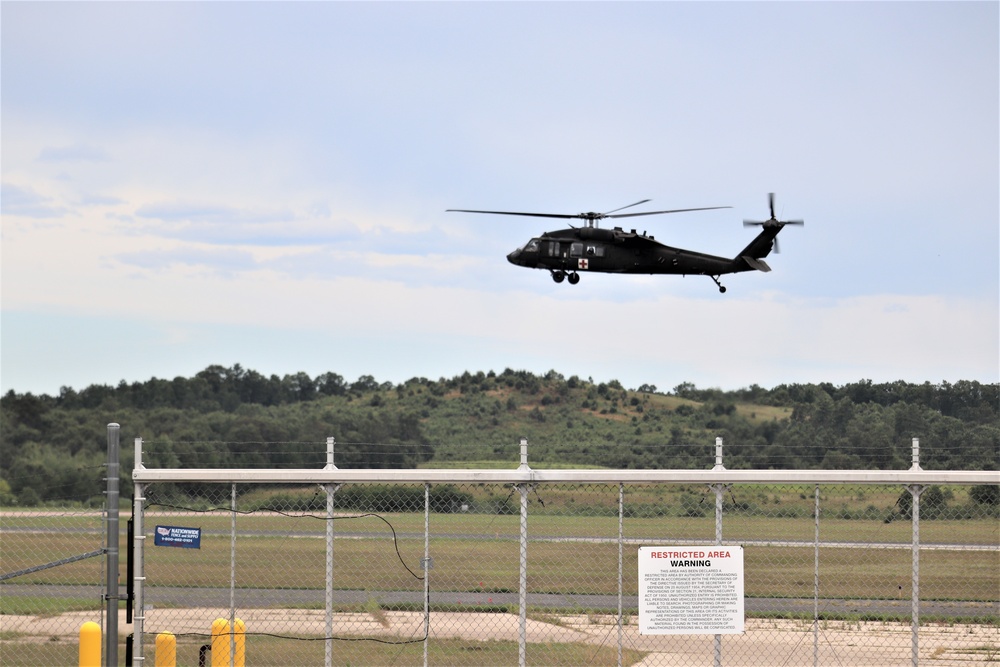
[517,437,530,667]
[813,485,820,667]
[106,423,120,667]
[713,436,725,472]
[710,437,725,667]
[908,437,923,667]
[133,476,146,667]
[324,437,338,667]
[617,482,624,667]
[424,482,431,667]
[229,484,237,665]
[908,483,924,667]
[713,481,725,667]
[132,432,146,667]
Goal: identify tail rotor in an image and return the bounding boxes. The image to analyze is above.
[743,192,803,252]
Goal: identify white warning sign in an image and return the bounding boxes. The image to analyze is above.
[638,546,744,634]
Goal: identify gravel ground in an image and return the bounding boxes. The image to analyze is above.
[2,608,998,665]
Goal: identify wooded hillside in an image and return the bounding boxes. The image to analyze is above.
[1,365,997,504]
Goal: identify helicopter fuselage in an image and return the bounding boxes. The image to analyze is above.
[507,224,780,290]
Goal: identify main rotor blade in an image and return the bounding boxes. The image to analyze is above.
[446,209,579,219]
[603,199,652,215]
[448,203,733,221]
[609,206,731,219]
[744,219,805,229]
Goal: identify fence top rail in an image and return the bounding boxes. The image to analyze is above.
[132,467,997,485]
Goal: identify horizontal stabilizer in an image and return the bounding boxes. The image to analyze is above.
[741,256,771,272]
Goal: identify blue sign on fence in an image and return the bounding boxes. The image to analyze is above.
[154,525,202,549]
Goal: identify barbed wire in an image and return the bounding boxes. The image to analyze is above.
[152,630,427,645]
[146,501,425,581]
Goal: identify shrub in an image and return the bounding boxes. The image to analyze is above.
[969,484,999,506]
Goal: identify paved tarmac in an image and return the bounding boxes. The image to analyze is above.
[2,583,996,620]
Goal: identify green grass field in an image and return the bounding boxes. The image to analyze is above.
[3,508,997,608]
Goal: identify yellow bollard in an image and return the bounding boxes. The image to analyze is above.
[210,617,246,667]
[233,618,246,667]
[211,618,230,667]
[155,631,176,667]
[79,621,101,667]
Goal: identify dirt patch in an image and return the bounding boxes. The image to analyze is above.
[3,610,997,665]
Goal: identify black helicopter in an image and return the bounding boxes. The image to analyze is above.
[447,193,802,293]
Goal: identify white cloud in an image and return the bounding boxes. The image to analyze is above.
[0,183,68,218]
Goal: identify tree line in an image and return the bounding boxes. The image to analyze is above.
[1,365,996,505]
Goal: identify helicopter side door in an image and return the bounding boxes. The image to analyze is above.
[569,242,605,270]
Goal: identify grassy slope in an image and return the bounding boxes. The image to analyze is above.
[360,378,791,466]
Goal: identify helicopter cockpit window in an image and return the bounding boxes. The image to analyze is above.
[569,243,583,257]
[522,239,540,253]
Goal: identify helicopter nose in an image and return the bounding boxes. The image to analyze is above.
[507,249,522,265]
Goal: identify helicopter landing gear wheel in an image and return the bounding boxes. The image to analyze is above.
[551,270,566,284]
[567,272,580,285]
[710,275,726,293]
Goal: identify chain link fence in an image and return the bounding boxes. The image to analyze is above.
[3,436,997,666]
[1,497,108,666]
[130,475,997,666]
[0,425,122,667]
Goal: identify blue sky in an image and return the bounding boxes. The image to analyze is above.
[2,2,997,396]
